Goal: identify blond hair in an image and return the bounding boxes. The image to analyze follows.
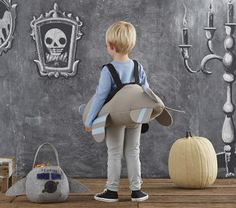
[106,21,136,54]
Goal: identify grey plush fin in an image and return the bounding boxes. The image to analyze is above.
[92,113,109,143]
[5,178,26,196]
[155,109,173,126]
[68,178,89,193]
[142,86,173,126]
[130,108,153,123]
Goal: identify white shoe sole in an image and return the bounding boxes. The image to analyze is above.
[131,195,149,202]
[94,196,119,202]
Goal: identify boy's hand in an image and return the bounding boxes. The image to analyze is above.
[84,127,92,132]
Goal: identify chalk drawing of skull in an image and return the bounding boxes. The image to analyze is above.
[44,28,67,56]
[30,3,83,77]
[44,28,68,64]
[0,10,11,46]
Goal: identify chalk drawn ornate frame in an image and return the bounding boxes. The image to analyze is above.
[0,0,17,55]
[30,3,83,78]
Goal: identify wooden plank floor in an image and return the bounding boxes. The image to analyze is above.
[1,179,236,208]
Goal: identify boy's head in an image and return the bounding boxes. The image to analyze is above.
[106,21,136,55]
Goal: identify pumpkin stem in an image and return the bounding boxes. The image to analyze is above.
[186,131,192,138]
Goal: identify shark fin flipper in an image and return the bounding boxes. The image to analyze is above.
[6,178,26,196]
[92,113,109,143]
[130,108,153,123]
[155,109,173,126]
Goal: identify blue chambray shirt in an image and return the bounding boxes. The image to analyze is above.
[85,59,149,128]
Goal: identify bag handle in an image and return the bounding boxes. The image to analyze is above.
[32,143,60,168]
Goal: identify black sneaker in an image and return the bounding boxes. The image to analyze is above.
[131,190,149,202]
[94,189,119,202]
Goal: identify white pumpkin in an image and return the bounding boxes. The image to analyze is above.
[168,131,218,188]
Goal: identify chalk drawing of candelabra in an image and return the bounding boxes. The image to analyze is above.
[179,1,236,177]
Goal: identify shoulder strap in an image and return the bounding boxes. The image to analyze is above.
[103,63,123,88]
[133,60,139,84]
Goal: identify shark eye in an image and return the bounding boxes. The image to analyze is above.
[37,173,50,180]
[51,173,61,180]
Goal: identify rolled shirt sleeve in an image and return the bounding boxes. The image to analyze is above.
[85,67,112,128]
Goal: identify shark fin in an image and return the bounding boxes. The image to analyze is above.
[130,108,153,123]
[142,86,173,126]
[5,178,26,196]
[92,113,109,143]
[68,178,89,193]
[155,109,173,126]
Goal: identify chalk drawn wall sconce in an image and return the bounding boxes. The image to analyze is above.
[179,1,236,177]
[30,3,83,78]
[0,0,17,55]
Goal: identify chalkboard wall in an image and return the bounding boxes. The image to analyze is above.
[0,0,234,178]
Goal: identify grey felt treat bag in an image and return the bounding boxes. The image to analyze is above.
[25,143,69,203]
[6,143,88,203]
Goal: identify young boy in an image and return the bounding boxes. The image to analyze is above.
[84,21,149,202]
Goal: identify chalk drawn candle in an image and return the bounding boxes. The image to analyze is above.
[208,4,214,27]
[227,0,234,23]
[182,4,189,45]
[182,28,188,45]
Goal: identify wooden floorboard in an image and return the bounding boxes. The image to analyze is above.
[1,179,236,208]
[139,203,236,208]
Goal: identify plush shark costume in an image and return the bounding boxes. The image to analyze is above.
[81,60,173,143]
[6,143,88,203]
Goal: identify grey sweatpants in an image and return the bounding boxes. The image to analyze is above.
[105,124,142,192]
